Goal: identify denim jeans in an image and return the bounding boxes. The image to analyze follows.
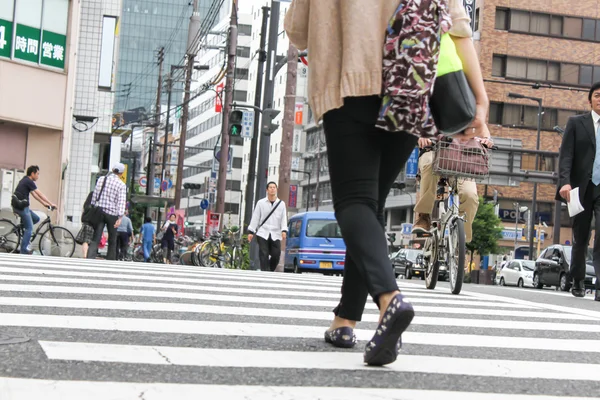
[143,240,153,262]
[14,207,40,254]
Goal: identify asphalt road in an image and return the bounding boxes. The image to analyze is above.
[0,253,598,399]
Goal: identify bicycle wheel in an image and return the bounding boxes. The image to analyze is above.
[132,245,145,262]
[424,234,440,290]
[39,226,75,257]
[199,241,219,268]
[0,219,20,254]
[448,218,466,295]
[152,244,164,263]
[232,246,243,269]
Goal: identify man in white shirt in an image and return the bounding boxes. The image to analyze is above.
[248,182,288,271]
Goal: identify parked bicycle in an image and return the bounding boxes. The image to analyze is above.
[420,138,494,295]
[0,207,76,257]
[195,228,243,269]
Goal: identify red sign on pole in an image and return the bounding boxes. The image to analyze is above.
[289,185,298,208]
[215,82,224,113]
[300,56,308,66]
[295,103,303,125]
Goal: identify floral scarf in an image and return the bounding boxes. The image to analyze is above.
[377,0,452,137]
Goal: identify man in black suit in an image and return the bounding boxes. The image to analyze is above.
[557,82,600,300]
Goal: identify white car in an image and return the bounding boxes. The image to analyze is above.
[496,259,535,288]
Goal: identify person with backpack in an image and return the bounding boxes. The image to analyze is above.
[12,165,57,254]
[247,182,288,272]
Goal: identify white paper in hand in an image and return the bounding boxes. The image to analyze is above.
[567,187,584,217]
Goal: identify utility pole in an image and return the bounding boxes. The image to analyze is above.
[215,0,238,217]
[157,73,174,230]
[255,0,280,203]
[243,6,270,229]
[277,42,298,205]
[315,132,321,211]
[147,47,165,205]
[174,0,202,210]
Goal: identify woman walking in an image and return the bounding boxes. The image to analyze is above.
[160,214,178,264]
[76,192,95,258]
[285,0,489,366]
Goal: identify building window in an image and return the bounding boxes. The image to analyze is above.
[238,24,252,36]
[236,46,250,58]
[234,68,249,80]
[233,90,247,102]
[494,54,600,87]
[563,17,583,38]
[232,157,242,169]
[496,8,600,43]
[489,101,587,130]
[495,8,509,30]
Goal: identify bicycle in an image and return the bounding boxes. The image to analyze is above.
[419,138,493,295]
[0,207,76,257]
[196,228,243,269]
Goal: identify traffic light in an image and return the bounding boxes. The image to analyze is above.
[229,110,243,137]
[183,183,202,190]
[261,108,280,136]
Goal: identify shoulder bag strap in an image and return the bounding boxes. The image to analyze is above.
[257,200,282,232]
[93,173,111,205]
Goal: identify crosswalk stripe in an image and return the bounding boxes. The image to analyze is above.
[0,378,590,400]
[38,341,600,381]
[0,283,539,309]
[0,257,345,288]
[1,313,599,352]
[0,265,458,296]
[0,272,485,301]
[0,297,594,330]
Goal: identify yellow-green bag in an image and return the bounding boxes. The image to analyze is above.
[429,33,477,135]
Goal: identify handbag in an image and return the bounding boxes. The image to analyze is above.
[82,173,110,226]
[429,34,477,136]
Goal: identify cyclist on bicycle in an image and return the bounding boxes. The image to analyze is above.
[411,129,494,243]
[12,165,57,254]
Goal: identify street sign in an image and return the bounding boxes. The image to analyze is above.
[241,110,255,138]
[161,180,168,191]
[200,199,209,210]
[295,103,304,125]
[212,148,233,173]
[401,223,413,238]
[215,82,224,112]
[214,148,232,162]
[405,148,419,179]
[138,176,147,188]
[208,177,217,193]
[154,177,160,188]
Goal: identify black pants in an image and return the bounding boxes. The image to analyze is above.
[87,212,119,260]
[571,182,600,290]
[257,235,281,272]
[323,96,419,321]
[117,232,130,260]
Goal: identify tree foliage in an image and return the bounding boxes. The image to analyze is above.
[466,197,503,259]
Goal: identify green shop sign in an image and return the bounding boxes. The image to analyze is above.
[0,19,13,59]
[0,21,66,70]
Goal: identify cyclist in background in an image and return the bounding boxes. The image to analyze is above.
[411,132,493,243]
[12,165,57,254]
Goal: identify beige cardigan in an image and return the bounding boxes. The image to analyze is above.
[284,0,472,123]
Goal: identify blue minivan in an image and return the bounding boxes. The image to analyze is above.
[284,211,346,274]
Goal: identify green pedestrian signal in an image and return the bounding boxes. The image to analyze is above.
[229,110,243,137]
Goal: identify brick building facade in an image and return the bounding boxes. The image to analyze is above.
[475,0,598,253]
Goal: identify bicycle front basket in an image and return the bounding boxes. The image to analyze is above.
[433,138,490,179]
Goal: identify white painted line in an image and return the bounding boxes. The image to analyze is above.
[0,283,538,309]
[413,305,596,321]
[0,257,345,288]
[0,297,593,329]
[0,274,503,303]
[39,341,600,382]
[0,265,442,296]
[1,313,599,352]
[0,378,591,400]
[461,288,600,321]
